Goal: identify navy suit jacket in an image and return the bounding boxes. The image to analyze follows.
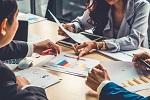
[0,41,48,100]
[0,61,48,100]
[100,82,150,100]
[0,41,28,61]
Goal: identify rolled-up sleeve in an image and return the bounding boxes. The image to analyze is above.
[104,1,150,52]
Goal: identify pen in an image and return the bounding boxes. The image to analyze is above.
[42,47,55,54]
[136,57,150,69]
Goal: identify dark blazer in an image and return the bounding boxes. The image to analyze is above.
[100,82,150,100]
[0,61,48,100]
[0,41,28,61]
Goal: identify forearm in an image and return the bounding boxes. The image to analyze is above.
[0,41,28,60]
[104,35,142,52]
[72,9,93,32]
[25,86,48,100]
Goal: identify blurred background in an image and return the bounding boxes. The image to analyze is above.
[17,0,150,47]
[17,0,86,22]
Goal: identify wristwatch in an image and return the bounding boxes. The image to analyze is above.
[96,41,107,51]
[100,42,107,51]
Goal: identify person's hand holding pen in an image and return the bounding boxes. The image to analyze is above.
[132,52,150,70]
[33,39,61,56]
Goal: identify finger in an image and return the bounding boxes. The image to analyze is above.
[53,44,61,54]
[145,59,150,65]
[94,64,105,70]
[132,54,139,62]
[72,44,79,55]
[58,31,68,37]
[76,42,87,50]
[50,43,61,54]
[134,62,143,67]
[88,70,96,80]
[91,67,105,80]
[85,77,99,91]
[43,52,55,55]
[77,49,88,60]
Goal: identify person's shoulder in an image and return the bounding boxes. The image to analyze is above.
[133,0,150,11]
[134,0,150,7]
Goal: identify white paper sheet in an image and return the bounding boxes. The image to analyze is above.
[98,49,144,61]
[48,10,91,43]
[28,33,45,43]
[18,13,46,24]
[43,52,99,76]
[15,67,61,88]
[100,61,150,92]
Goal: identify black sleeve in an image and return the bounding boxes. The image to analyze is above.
[0,83,48,100]
[0,61,48,100]
[25,86,48,100]
[0,40,28,60]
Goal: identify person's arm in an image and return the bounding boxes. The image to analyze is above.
[104,1,150,52]
[0,41,28,61]
[71,9,94,32]
[0,61,48,100]
[0,39,61,61]
[99,82,150,100]
[86,64,150,100]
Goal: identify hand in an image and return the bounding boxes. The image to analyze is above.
[132,52,150,67]
[58,23,75,37]
[16,76,30,88]
[85,64,110,91]
[33,39,61,56]
[72,42,97,60]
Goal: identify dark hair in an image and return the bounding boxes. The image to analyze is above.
[0,0,18,25]
[86,0,110,36]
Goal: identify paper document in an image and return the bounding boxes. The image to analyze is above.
[4,64,18,71]
[100,61,150,92]
[15,67,61,88]
[18,13,46,24]
[43,52,99,76]
[28,33,45,43]
[98,49,144,61]
[48,10,91,43]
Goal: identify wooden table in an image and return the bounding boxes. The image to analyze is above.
[28,20,150,100]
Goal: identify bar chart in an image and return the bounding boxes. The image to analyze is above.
[43,53,99,76]
[122,76,150,87]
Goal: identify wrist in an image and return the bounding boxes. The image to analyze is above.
[71,24,75,33]
[92,42,99,49]
[33,43,38,53]
[96,42,103,50]
[96,42,108,51]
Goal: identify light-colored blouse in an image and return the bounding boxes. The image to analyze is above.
[71,0,150,52]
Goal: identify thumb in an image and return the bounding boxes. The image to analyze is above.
[95,64,104,70]
[145,59,150,65]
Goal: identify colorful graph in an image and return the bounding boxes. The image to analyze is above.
[122,76,150,87]
[57,58,91,71]
[45,53,100,76]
